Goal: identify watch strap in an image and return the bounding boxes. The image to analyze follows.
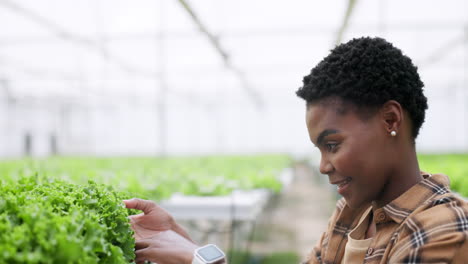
[192,255,205,264]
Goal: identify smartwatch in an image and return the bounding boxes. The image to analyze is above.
[192,244,226,264]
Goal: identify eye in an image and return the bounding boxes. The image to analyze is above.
[325,142,338,152]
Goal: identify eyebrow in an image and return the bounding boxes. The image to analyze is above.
[316,129,339,146]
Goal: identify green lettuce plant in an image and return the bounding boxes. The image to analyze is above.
[0,176,135,264]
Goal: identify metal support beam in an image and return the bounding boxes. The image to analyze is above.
[177,0,263,108]
[0,0,158,78]
[334,0,358,46]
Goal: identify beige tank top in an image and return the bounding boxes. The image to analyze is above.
[341,206,373,264]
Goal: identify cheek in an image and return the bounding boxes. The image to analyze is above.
[333,139,381,180]
[333,141,365,174]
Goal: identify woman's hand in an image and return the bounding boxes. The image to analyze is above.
[123,198,192,241]
[134,230,198,264]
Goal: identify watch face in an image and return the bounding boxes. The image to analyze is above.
[197,245,224,262]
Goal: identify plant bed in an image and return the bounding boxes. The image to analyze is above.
[160,168,293,221]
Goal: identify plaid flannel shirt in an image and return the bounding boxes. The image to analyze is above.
[304,173,468,263]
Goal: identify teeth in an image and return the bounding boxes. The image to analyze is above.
[336,178,351,188]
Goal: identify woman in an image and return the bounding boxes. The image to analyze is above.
[124,37,468,264]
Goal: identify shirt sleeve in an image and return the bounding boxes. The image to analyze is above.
[452,239,468,264]
[389,226,467,263]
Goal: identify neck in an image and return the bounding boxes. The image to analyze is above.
[374,147,423,208]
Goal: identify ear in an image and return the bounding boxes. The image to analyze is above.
[380,100,403,135]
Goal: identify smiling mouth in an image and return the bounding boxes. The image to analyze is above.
[331,177,352,193]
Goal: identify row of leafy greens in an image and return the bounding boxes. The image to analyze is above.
[0,155,291,200]
[418,154,468,197]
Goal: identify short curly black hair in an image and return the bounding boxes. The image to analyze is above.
[296,37,428,139]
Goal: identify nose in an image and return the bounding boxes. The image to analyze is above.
[319,155,334,175]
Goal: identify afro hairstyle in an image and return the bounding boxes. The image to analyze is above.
[296,37,428,139]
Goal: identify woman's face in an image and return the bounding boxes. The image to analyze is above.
[306,100,394,209]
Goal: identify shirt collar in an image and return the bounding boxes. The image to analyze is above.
[372,173,450,224]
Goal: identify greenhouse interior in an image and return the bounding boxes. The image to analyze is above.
[1,0,467,263]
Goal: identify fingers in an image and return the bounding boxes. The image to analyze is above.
[133,231,198,264]
[135,239,150,250]
[135,247,155,264]
[128,213,144,222]
[135,239,161,264]
[123,198,157,214]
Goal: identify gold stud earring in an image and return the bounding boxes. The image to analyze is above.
[390,131,397,137]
